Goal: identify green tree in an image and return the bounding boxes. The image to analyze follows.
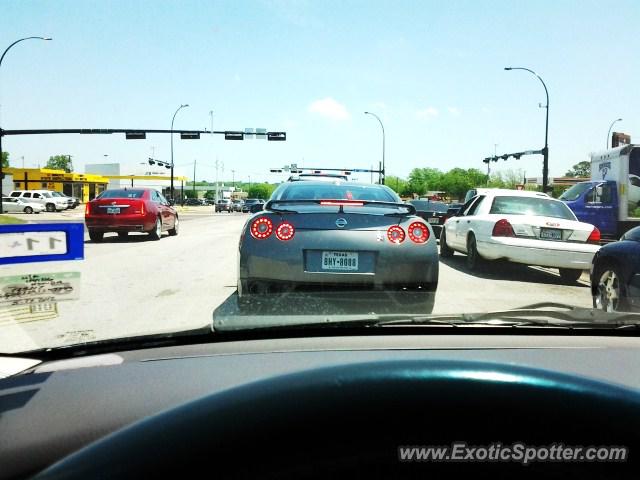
[406,168,444,196]
[385,175,408,196]
[565,161,590,177]
[1,151,9,168]
[248,183,275,199]
[46,155,73,173]
[204,190,217,200]
[440,168,487,200]
[184,190,198,199]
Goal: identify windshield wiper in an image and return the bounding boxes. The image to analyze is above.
[373,303,640,329]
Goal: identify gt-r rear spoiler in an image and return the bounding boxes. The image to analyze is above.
[264,199,417,215]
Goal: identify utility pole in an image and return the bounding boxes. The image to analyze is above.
[193,159,197,196]
[215,157,220,201]
[231,169,235,189]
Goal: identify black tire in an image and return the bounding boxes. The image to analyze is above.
[168,215,179,236]
[46,203,56,212]
[148,217,162,241]
[89,230,104,243]
[592,263,628,312]
[117,232,128,240]
[558,268,583,284]
[23,206,34,214]
[466,234,482,271]
[439,229,454,258]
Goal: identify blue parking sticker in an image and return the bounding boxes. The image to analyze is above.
[0,223,84,265]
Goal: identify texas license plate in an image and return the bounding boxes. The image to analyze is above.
[540,228,562,240]
[427,217,439,224]
[321,251,359,271]
[106,207,120,214]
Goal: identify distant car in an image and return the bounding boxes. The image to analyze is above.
[238,181,438,310]
[51,191,79,209]
[1,196,45,214]
[216,199,232,212]
[9,190,68,212]
[410,200,449,238]
[232,200,244,212]
[440,189,601,283]
[85,188,178,242]
[287,173,349,182]
[591,226,640,312]
[241,198,265,213]
[185,198,203,206]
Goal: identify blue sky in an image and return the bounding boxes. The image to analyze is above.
[1,0,638,184]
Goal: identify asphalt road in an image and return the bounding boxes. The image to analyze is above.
[1,209,593,353]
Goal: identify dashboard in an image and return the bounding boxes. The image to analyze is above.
[2,333,640,479]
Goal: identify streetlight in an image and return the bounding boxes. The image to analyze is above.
[170,104,189,200]
[0,36,52,209]
[364,111,385,185]
[504,67,550,193]
[606,118,623,149]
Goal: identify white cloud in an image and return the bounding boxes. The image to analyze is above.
[416,107,439,119]
[308,97,350,121]
[447,106,460,116]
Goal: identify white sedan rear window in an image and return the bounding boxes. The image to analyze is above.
[490,196,576,221]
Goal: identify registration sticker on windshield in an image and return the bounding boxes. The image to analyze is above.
[0,272,81,307]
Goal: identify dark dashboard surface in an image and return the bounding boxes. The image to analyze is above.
[1,334,639,479]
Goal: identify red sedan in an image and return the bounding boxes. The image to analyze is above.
[85,188,178,242]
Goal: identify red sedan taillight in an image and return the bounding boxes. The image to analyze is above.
[492,219,515,237]
[84,203,90,215]
[250,217,274,239]
[587,227,601,244]
[407,222,429,243]
[275,222,295,241]
[387,225,406,244]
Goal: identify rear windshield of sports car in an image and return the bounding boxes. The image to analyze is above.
[97,189,146,199]
[276,184,396,202]
[489,196,577,221]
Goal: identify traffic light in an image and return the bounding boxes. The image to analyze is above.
[270,169,283,173]
[148,159,155,165]
[267,132,286,141]
[512,153,522,160]
[125,132,146,140]
[180,132,200,139]
[225,131,244,141]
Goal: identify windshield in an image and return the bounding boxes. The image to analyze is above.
[559,182,593,201]
[1,1,637,356]
[411,201,448,213]
[97,189,146,199]
[489,196,577,221]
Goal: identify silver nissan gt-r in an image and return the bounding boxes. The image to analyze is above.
[238,181,439,310]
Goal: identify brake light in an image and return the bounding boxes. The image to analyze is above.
[140,202,145,216]
[587,227,601,244]
[387,225,405,244]
[84,203,90,215]
[492,219,515,237]
[320,200,364,207]
[408,222,429,243]
[275,222,295,241]
[250,217,274,239]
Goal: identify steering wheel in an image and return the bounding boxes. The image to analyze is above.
[34,360,640,479]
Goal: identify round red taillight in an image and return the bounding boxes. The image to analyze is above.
[387,225,406,244]
[275,222,295,241]
[250,217,274,239]
[407,222,429,243]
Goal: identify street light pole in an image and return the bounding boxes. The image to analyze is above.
[504,67,549,193]
[0,36,52,210]
[364,111,385,185]
[170,103,189,200]
[606,118,623,149]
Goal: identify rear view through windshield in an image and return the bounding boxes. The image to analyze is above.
[276,184,397,202]
[97,189,146,199]
[489,196,577,220]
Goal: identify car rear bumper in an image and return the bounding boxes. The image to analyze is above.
[478,237,600,269]
[239,230,439,292]
[85,215,155,232]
